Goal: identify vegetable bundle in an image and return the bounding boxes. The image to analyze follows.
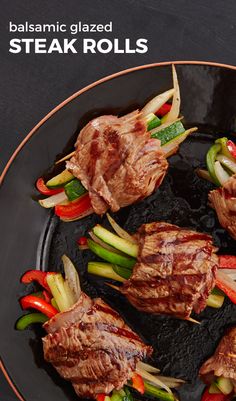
[36,65,197,221]
[79,215,236,317]
[197,137,236,186]
[17,256,183,401]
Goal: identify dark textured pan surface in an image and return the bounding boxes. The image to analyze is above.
[1,64,236,401]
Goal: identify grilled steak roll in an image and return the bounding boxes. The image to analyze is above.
[66,111,168,215]
[200,327,236,389]
[43,292,152,399]
[209,174,236,240]
[121,222,218,318]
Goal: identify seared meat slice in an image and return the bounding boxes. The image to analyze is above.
[66,111,168,215]
[200,327,236,386]
[209,174,236,240]
[43,294,152,399]
[121,222,218,318]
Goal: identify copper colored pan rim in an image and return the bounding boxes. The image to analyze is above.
[0,359,24,401]
[1,60,236,400]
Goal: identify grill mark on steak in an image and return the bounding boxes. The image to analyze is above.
[103,128,123,182]
[89,141,102,184]
[122,222,218,318]
[138,223,180,235]
[105,128,120,145]
[90,141,101,159]
[140,252,173,264]
[131,120,144,133]
[125,273,208,287]
[43,294,152,399]
[122,293,193,316]
[93,303,124,318]
[92,129,100,140]
[174,233,213,243]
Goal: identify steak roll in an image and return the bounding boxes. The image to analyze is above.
[66,111,168,215]
[120,222,218,319]
[43,291,152,399]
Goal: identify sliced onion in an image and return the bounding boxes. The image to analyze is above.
[136,367,172,394]
[137,362,160,374]
[218,269,236,280]
[141,88,174,117]
[39,191,68,208]
[62,255,81,302]
[153,376,185,388]
[162,127,198,158]
[216,154,236,174]
[63,280,77,307]
[162,65,181,123]
[106,213,137,244]
[137,362,185,388]
[195,168,215,184]
[214,161,230,186]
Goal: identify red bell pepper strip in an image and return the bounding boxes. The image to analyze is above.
[55,193,92,220]
[132,373,145,394]
[201,387,232,401]
[216,270,236,304]
[219,255,236,269]
[21,270,51,292]
[20,295,58,318]
[96,394,106,401]
[77,237,88,246]
[156,103,172,117]
[227,140,236,159]
[36,178,64,196]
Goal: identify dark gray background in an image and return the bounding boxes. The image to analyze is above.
[1,0,236,399]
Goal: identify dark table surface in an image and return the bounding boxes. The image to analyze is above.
[1,0,236,399]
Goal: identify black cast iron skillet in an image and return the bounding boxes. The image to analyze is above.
[1,62,236,401]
